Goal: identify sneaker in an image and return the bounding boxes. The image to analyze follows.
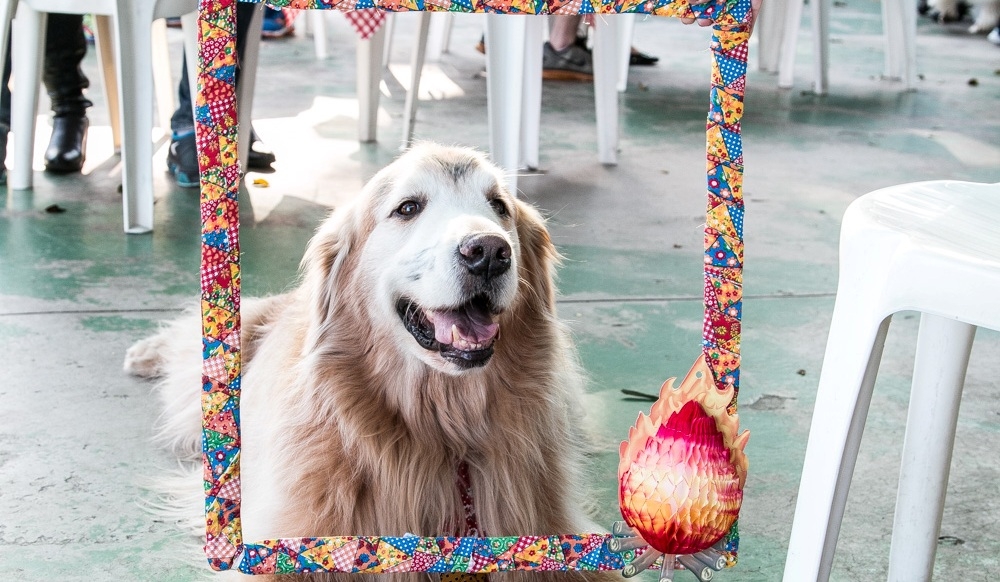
[542,41,593,81]
[167,131,199,188]
[261,8,293,38]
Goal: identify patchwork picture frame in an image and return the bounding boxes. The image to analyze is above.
[195,0,751,575]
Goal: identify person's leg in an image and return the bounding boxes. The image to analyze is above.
[167,3,273,187]
[42,13,91,173]
[543,15,592,81]
[234,2,275,168]
[166,50,199,187]
[548,15,581,52]
[260,7,293,39]
[0,37,11,184]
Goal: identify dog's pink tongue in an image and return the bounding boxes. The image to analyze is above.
[427,308,499,346]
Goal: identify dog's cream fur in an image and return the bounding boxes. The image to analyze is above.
[125,144,616,582]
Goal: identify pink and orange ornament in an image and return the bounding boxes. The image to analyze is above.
[611,357,749,580]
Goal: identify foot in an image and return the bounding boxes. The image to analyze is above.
[261,8,293,38]
[44,115,88,173]
[247,129,276,169]
[167,131,199,188]
[629,47,659,66]
[542,41,593,81]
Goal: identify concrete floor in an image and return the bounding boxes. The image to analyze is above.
[2,2,1000,580]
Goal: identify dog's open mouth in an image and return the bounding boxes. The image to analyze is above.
[397,295,500,368]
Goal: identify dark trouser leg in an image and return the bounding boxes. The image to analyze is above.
[0,36,10,179]
[43,13,92,117]
[171,2,256,135]
[42,13,90,172]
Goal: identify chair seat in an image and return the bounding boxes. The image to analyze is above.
[842,181,1000,330]
[783,180,1000,581]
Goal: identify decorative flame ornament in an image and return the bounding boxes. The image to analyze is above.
[610,357,749,581]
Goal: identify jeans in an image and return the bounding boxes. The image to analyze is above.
[171,3,257,135]
[0,13,91,131]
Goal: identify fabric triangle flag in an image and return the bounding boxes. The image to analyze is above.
[706,125,728,161]
[717,30,751,54]
[721,128,743,161]
[383,536,420,556]
[715,53,748,87]
[576,545,603,570]
[202,428,235,450]
[728,204,745,238]
[723,41,749,64]
[375,539,413,570]
[353,538,381,571]
[704,346,741,384]
[705,233,740,268]
[722,164,743,198]
[707,202,739,238]
[427,557,451,573]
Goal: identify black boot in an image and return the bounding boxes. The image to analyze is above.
[0,125,8,185]
[44,114,88,173]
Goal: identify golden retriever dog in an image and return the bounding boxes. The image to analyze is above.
[125,143,616,582]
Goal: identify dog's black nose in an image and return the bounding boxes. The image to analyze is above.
[459,234,512,281]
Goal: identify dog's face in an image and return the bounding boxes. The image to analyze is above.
[310,145,536,375]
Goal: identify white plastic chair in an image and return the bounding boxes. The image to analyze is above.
[777,0,916,94]
[0,0,200,234]
[483,14,634,192]
[782,181,1000,581]
[304,11,631,190]
[754,0,788,73]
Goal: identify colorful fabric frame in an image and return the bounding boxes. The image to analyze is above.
[196,0,751,574]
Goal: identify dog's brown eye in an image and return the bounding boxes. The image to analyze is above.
[489,198,508,217]
[394,200,422,218]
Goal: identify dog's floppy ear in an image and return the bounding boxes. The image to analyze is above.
[298,203,363,331]
[514,199,560,312]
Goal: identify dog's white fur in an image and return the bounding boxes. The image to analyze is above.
[125,144,616,582]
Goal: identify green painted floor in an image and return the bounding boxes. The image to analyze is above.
[2,2,1000,580]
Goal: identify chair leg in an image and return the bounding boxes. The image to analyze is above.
[882,0,917,90]
[180,11,199,126]
[236,3,263,168]
[310,11,327,60]
[356,23,387,143]
[518,16,542,172]
[782,310,893,582]
[887,315,976,581]
[615,13,634,93]
[811,0,830,95]
[401,11,430,150]
[592,16,620,165]
[150,18,175,135]
[10,4,45,192]
[93,15,121,152]
[755,0,787,73]
[485,14,525,193]
[778,0,804,89]
[381,14,395,70]
[114,1,156,233]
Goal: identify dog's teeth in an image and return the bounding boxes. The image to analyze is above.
[451,325,460,345]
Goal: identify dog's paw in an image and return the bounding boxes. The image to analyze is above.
[124,336,166,378]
